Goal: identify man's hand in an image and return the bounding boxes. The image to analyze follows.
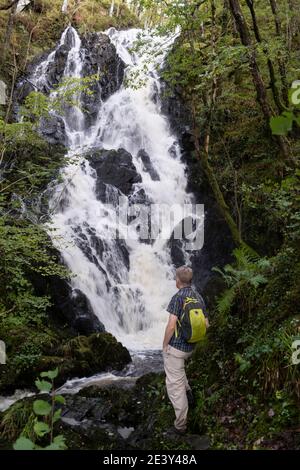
[162,313,177,350]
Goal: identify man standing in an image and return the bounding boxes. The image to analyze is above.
[163,266,208,435]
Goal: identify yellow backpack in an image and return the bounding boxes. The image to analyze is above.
[175,297,207,343]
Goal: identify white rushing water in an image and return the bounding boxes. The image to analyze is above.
[31,26,200,351]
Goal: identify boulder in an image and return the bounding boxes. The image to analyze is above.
[38,115,67,145]
[87,148,142,201]
[54,333,132,379]
[47,276,105,335]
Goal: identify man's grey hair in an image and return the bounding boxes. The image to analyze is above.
[176,265,193,285]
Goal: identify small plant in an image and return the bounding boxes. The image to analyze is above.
[213,245,270,319]
[270,82,300,135]
[13,368,67,450]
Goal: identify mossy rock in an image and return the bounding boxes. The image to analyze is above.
[0,397,35,444]
[0,332,131,393]
[57,332,131,376]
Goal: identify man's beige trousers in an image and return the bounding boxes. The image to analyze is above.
[163,344,193,431]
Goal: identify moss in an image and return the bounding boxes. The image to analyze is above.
[0,398,34,443]
[58,332,132,373]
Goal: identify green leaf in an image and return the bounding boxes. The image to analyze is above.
[270,113,293,135]
[44,435,67,450]
[53,409,62,423]
[33,399,51,416]
[34,421,50,437]
[35,379,52,393]
[13,437,35,450]
[40,368,59,380]
[54,395,66,405]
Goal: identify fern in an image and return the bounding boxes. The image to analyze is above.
[213,246,270,317]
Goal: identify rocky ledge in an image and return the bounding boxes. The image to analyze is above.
[0,332,131,394]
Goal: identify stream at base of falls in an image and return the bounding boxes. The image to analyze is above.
[0,350,163,412]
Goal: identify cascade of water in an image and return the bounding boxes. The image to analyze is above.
[30,27,201,351]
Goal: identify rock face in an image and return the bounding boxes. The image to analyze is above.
[14,29,125,144]
[28,244,105,336]
[81,33,125,123]
[87,148,142,201]
[160,79,235,305]
[50,281,105,336]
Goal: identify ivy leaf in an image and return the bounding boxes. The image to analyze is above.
[33,399,51,416]
[34,421,50,437]
[13,437,35,450]
[35,379,52,393]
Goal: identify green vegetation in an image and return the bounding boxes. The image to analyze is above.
[13,368,67,450]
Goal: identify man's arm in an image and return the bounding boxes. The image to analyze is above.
[162,313,177,351]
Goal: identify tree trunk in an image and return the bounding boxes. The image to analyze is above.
[189,0,244,247]
[191,108,243,247]
[228,0,289,161]
[245,0,284,113]
[269,0,289,106]
[286,0,298,52]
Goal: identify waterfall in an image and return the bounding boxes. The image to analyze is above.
[109,0,115,17]
[62,0,68,13]
[29,26,202,352]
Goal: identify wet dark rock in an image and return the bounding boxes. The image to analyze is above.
[160,79,192,137]
[137,149,160,181]
[81,32,125,123]
[50,278,105,335]
[168,142,179,159]
[168,216,200,268]
[29,253,105,336]
[39,115,67,145]
[87,148,142,201]
[14,28,125,144]
[72,224,111,288]
[70,288,105,335]
[73,222,130,274]
[128,187,148,205]
[48,44,71,87]
[54,333,131,382]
